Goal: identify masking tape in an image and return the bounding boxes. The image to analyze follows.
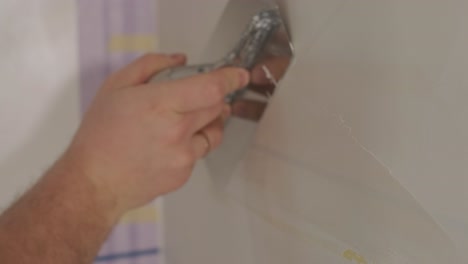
[120,206,159,224]
[109,35,157,53]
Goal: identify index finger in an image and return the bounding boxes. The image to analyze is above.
[153,67,250,113]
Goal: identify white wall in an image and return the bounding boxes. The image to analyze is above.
[0,1,80,209]
[159,1,468,263]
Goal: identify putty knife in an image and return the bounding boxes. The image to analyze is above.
[151,0,294,181]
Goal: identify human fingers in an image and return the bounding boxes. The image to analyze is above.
[184,104,231,135]
[191,106,231,158]
[151,67,249,113]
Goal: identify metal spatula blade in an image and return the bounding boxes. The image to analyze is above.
[150,0,293,182]
[202,0,294,185]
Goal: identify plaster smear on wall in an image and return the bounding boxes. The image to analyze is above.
[215,105,458,263]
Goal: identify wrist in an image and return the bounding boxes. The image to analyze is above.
[47,150,125,224]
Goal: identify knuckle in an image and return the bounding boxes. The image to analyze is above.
[146,93,164,112]
[165,118,190,144]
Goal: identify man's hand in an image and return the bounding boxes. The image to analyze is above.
[0,53,249,264]
[68,53,250,215]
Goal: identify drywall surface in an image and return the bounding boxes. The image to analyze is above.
[159,0,468,263]
[0,0,80,209]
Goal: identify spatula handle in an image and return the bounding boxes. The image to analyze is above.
[149,63,217,83]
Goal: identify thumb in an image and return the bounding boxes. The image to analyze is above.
[105,53,187,89]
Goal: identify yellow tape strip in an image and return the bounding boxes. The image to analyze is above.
[109,35,157,53]
[120,206,159,224]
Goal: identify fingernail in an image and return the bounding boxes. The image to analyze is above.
[238,69,250,86]
[170,53,186,60]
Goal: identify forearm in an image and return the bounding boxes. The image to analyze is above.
[0,154,121,264]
